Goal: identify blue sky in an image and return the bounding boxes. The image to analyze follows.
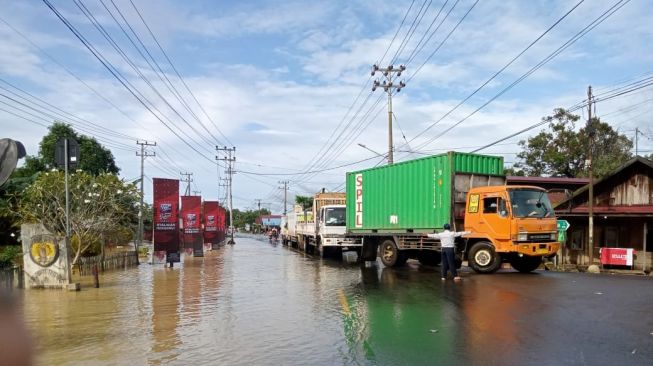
[2,0,653,212]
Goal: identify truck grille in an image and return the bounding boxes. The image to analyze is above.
[528,233,553,241]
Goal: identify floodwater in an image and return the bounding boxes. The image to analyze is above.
[20,235,653,365]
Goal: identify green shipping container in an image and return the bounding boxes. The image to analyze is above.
[346,151,504,233]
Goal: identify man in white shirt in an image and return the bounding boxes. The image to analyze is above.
[427,223,470,281]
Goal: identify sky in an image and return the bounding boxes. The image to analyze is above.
[2,0,653,213]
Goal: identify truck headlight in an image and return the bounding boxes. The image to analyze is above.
[517,233,528,241]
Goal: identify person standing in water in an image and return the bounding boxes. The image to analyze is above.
[427,224,470,281]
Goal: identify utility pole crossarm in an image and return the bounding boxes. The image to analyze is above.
[372,64,406,165]
[180,172,194,196]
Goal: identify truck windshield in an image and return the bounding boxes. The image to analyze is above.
[508,189,554,218]
[324,207,346,226]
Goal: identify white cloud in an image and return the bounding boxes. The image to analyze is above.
[3,0,653,211]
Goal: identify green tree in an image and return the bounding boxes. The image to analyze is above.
[232,208,271,229]
[19,171,138,264]
[504,166,525,176]
[39,122,119,175]
[11,156,46,179]
[0,177,32,246]
[294,195,314,210]
[516,108,633,178]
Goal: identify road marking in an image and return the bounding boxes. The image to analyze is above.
[338,289,350,315]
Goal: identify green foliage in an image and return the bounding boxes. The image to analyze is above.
[229,208,271,228]
[39,122,119,175]
[516,108,633,178]
[19,171,139,264]
[0,246,21,269]
[504,166,525,176]
[294,195,314,210]
[11,156,46,179]
[0,176,34,246]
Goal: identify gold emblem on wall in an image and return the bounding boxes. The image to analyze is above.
[29,235,59,267]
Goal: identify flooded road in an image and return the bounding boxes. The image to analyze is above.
[21,235,653,365]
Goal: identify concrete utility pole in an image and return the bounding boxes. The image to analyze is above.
[279,180,289,215]
[587,86,594,266]
[217,146,236,244]
[254,199,262,213]
[180,172,193,196]
[371,64,406,165]
[136,140,156,265]
[635,127,642,156]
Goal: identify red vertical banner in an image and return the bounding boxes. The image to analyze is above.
[218,207,227,242]
[181,195,203,257]
[203,201,221,249]
[153,178,180,264]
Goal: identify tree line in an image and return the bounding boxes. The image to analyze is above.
[1,123,142,264]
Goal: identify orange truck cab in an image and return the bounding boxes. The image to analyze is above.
[463,185,560,273]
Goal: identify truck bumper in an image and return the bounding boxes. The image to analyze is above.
[513,242,560,257]
[322,237,363,248]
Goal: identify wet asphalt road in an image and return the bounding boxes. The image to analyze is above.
[21,235,653,365]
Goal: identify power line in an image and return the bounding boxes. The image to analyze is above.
[72,0,218,153]
[290,0,422,185]
[127,0,233,147]
[404,0,452,65]
[0,15,195,171]
[42,0,218,165]
[404,0,584,148]
[410,0,629,155]
[237,155,381,176]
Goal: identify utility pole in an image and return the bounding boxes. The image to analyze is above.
[180,172,193,196]
[217,146,236,244]
[279,180,289,215]
[136,140,156,265]
[254,199,262,213]
[587,86,594,266]
[635,127,642,156]
[371,64,406,165]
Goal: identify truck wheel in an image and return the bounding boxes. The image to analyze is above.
[418,252,441,266]
[509,255,542,273]
[468,242,501,273]
[380,239,407,267]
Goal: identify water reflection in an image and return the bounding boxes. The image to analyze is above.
[149,267,181,365]
[18,236,605,365]
[342,265,466,365]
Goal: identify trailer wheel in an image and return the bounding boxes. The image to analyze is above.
[509,255,542,273]
[418,252,441,266]
[468,242,501,273]
[380,239,407,267]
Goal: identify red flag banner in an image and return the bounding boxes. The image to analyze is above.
[153,178,180,263]
[203,201,221,248]
[181,195,203,257]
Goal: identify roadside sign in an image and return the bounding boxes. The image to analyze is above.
[557,220,570,232]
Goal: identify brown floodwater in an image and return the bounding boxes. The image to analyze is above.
[18,235,653,365]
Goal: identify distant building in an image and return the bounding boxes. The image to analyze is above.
[552,156,653,271]
[256,215,282,228]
